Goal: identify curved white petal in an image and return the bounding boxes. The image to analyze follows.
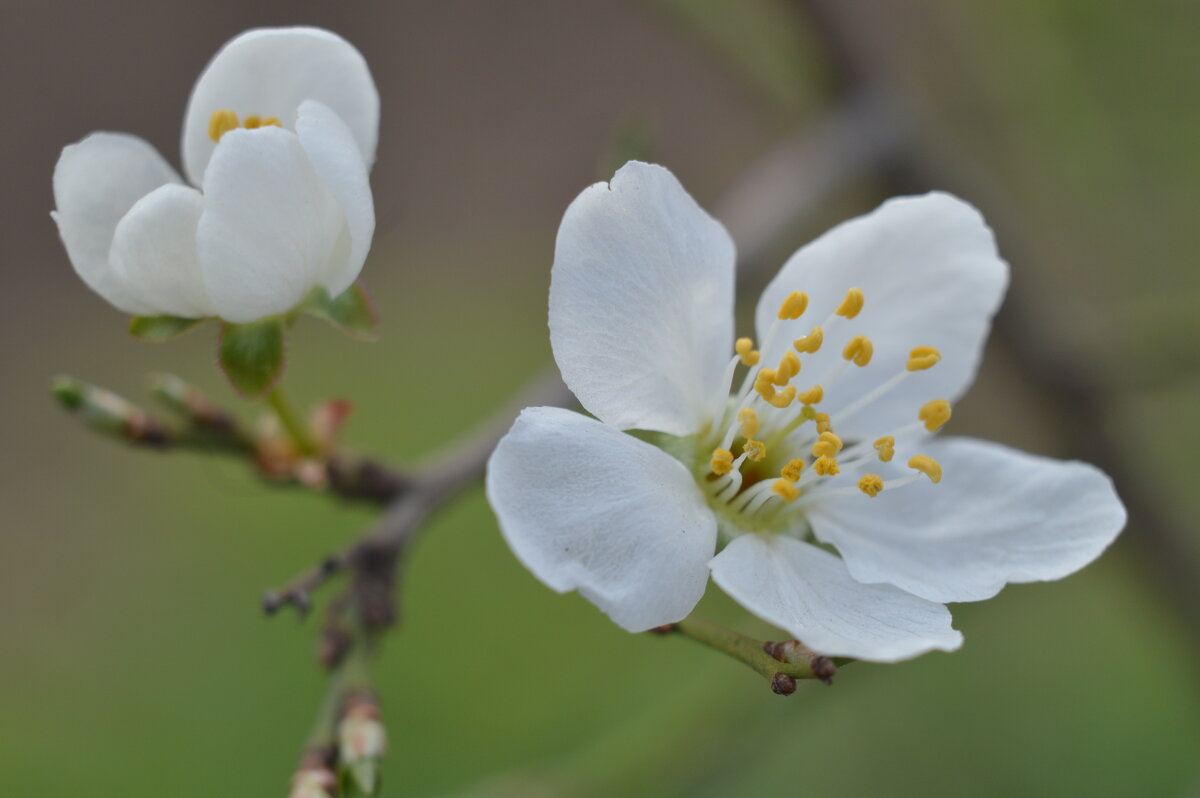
[808,437,1127,603]
[295,100,375,297]
[755,193,1008,442]
[182,26,379,185]
[486,406,718,632]
[110,184,214,319]
[196,127,345,323]
[549,162,736,436]
[709,534,962,662]
[51,132,182,314]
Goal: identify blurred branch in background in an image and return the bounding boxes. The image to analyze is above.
[792,0,1200,644]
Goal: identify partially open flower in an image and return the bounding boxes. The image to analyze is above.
[52,27,378,324]
[486,161,1127,663]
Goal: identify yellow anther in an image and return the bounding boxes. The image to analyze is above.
[873,436,896,463]
[858,474,884,497]
[208,110,280,142]
[208,109,239,142]
[836,287,865,319]
[842,335,874,367]
[813,455,840,476]
[778,351,801,380]
[754,370,777,401]
[814,412,832,433]
[767,385,796,408]
[908,454,943,484]
[710,448,734,476]
[796,385,824,405]
[737,407,760,439]
[793,326,824,355]
[743,439,767,462]
[811,430,844,458]
[907,345,942,371]
[918,398,952,431]
[735,337,761,367]
[777,290,809,320]
[772,478,800,503]
[780,458,806,482]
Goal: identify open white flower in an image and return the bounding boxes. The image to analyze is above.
[486,161,1126,662]
[52,27,378,324]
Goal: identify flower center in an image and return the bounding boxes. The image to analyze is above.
[697,287,948,535]
[208,109,282,142]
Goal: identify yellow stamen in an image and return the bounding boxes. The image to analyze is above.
[208,110,281,142]
[780,458,806,482]
[754,370,777,401]
[796,385,824,405]
[908,454,943,484]
[767,385,796,408]
[710,448,734,476]
[836,287,864,319]
[743,439,767,462]
[208,109,239,142]
[842,335,874,367]
[858,474,884,497]
[735,337,760,367]
[813,455,840,476]
[778,351,801,380]
[918,398,952,431]
[873,436,895,463]
[811,430,844,458]
[773,478,800,503]
[793,326,824,354]
[907,345,942,371]
[815,412,832,433]
[737,407,760,439]
[777,290,809,320]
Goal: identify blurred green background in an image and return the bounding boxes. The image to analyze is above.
[1,1,1197,796]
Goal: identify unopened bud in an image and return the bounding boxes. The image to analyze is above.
[770,672,797,695]
[339,695,386,793]
[289,768,336,798]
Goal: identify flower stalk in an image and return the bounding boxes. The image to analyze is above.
[666,617,848,693]
[266,386,319,456]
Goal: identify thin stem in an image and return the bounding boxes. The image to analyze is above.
[306,662,349,751]
[266,386,318,455]
[671,616,847,686]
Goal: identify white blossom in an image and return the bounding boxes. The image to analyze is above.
[486,161,1126,662]
[52,27,378,324]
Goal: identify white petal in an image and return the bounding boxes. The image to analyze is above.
[709,534,962,662]
[51,132,182,314]
[182,26,379,185]
[486,406,718,632]
[109,184,214,318]
[808,437,1127,603]
[549,162,736,436]
[294,100,375,297]
[196,127,346,323]
[755,193,1008,442]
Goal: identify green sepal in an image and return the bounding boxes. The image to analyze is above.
[299,281,379,340]
[341,758,381,795]
[218,319,285,398]
[129,314,205,341]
